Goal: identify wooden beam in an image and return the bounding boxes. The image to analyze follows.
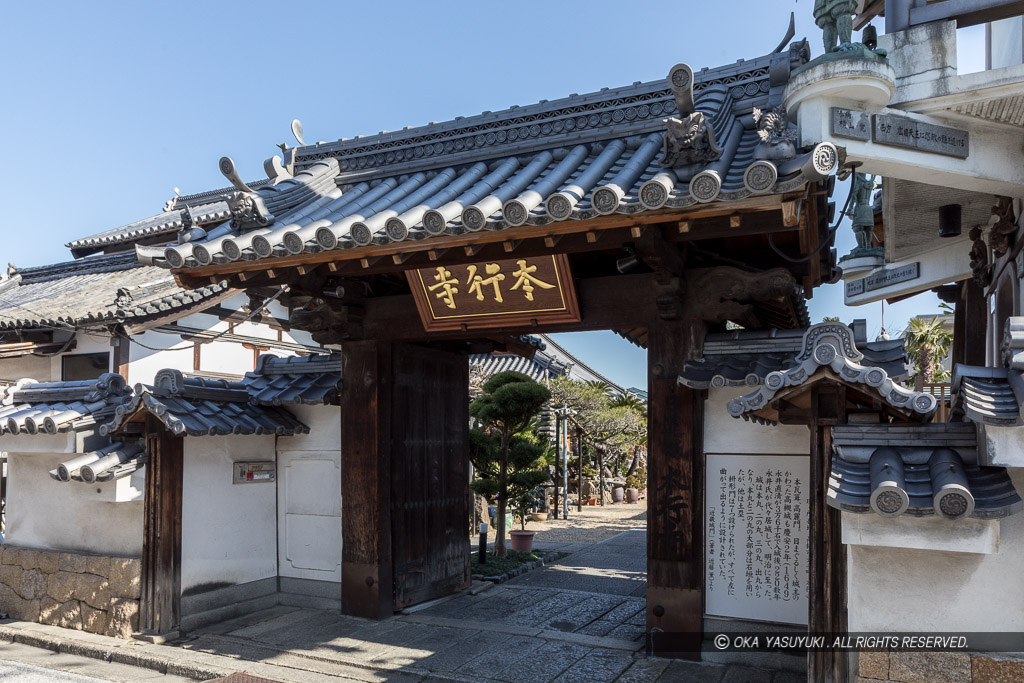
[502,240,520,253]
[427,249,448,261]
[543,235,562,248]
[678,220,690,234]
[586,231,599,243]
[729,214,741,228]
[631,226,644,238]
[360,273,659,342]
[782,199,802,228]
[464,244,483,257]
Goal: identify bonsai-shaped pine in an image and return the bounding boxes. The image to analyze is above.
[469,371,551,557]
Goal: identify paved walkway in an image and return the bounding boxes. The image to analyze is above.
[0,507,803,682]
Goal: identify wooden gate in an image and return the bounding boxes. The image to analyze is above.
[390,344,470,608]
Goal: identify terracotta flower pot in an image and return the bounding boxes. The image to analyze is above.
[625,488,639,504]
[588,498,597,506]
[530,512,548,522]
[509,530,536,552]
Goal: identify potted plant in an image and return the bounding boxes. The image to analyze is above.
[469,372,551,558]
[625,469,646,504]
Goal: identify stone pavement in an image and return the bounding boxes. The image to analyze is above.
[0,515,805,682]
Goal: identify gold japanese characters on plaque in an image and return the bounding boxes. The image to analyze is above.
[407,254,581,332]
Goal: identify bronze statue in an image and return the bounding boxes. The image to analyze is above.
[850,172,877,251]
[814,0,857,52]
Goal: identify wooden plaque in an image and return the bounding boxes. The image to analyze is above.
[406,254,580,332]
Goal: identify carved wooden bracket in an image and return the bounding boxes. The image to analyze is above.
[683,266,796,328]
[289,299,365,344]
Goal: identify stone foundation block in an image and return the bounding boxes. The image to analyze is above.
[0,564,23,592]
[1,548,20,567]
[107,558,141,599]
[80,604,109,634]
[972,654,1024,683]
[57,553,88,574]
[105,598,139,639]
[39,597,83,631]
[46,572,78,603]
[18,569,48,600]
[858,651,890,680]
[34,551,59,575]
[73,574,110,611]
[889,652,971,683]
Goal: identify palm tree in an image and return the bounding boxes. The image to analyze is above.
[905,316,952,383]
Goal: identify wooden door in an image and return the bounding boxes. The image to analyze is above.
[390,344,470,608]
[140,417,183,634]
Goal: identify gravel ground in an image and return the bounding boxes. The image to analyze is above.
[477,501,647,544]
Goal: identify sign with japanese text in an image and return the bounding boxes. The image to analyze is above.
[705,453,809,625]
[831,107,969,159]
[407,254,580,332]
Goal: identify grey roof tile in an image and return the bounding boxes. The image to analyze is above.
[951,365,1023,426]
[103,369,308,437]
[827,439,1022,520]
[680,328,909,390]
[150,43,838,270]
[0,373,132,435]
[0,253,231,330]
[243,353,342,406]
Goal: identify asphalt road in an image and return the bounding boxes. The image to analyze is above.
[0,658,104,682]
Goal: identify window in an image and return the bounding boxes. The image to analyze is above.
[61,353,110,381]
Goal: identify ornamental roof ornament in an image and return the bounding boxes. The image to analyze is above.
[658,63,723,168]
[727,322,937,420]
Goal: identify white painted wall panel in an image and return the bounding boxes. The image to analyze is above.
[5,452,142,556]
[181,436,277,593]
[848,469,1024,632]
[704,387,810,454]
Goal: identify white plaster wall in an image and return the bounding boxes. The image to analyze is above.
[181,436,277,594]
[277,404,341,582]
[704,386,810,455]
[5,452,143,556]
[848,469,1024,631]
[127,329,194,385]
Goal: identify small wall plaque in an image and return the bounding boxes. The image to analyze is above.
[846,262,920,297]
[831,108,871,141]
[233,461,276,484]
[831,108,969,159]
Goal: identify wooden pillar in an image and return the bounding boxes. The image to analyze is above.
[808,384,849,683]
[140,417,183,634]
[340,341,394,620]
[646,317,705,659]
[953,279,986,367]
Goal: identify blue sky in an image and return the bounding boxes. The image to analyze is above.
[0,2,983,389]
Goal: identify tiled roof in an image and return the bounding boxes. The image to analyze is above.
[0,252,231,331]
[51,440,147,484]
[244,353,342,406]
[0,374,132,435]
[827,439,1021,520]
[469,353,567,383]
[149,43,839,270]
[680,326,908,390]
[726,323,936,421]
[104,369,309,437]
[69,160,331,259]
[950,366,1022,426]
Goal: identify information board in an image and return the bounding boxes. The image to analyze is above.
[705,453,810,625]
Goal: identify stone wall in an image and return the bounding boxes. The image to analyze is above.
[858,651,1024,682]
[0,545,141,638]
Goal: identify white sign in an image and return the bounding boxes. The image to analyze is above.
[705,454,809,625]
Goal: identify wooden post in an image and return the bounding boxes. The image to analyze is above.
[140,417,183,635]
[577,426,584,511]
[953,279,986,367]
[598,450,605,506]
[808,384,849,683]
[553,412,561,518]
[340,341,394,619]
[646,317,705,659]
